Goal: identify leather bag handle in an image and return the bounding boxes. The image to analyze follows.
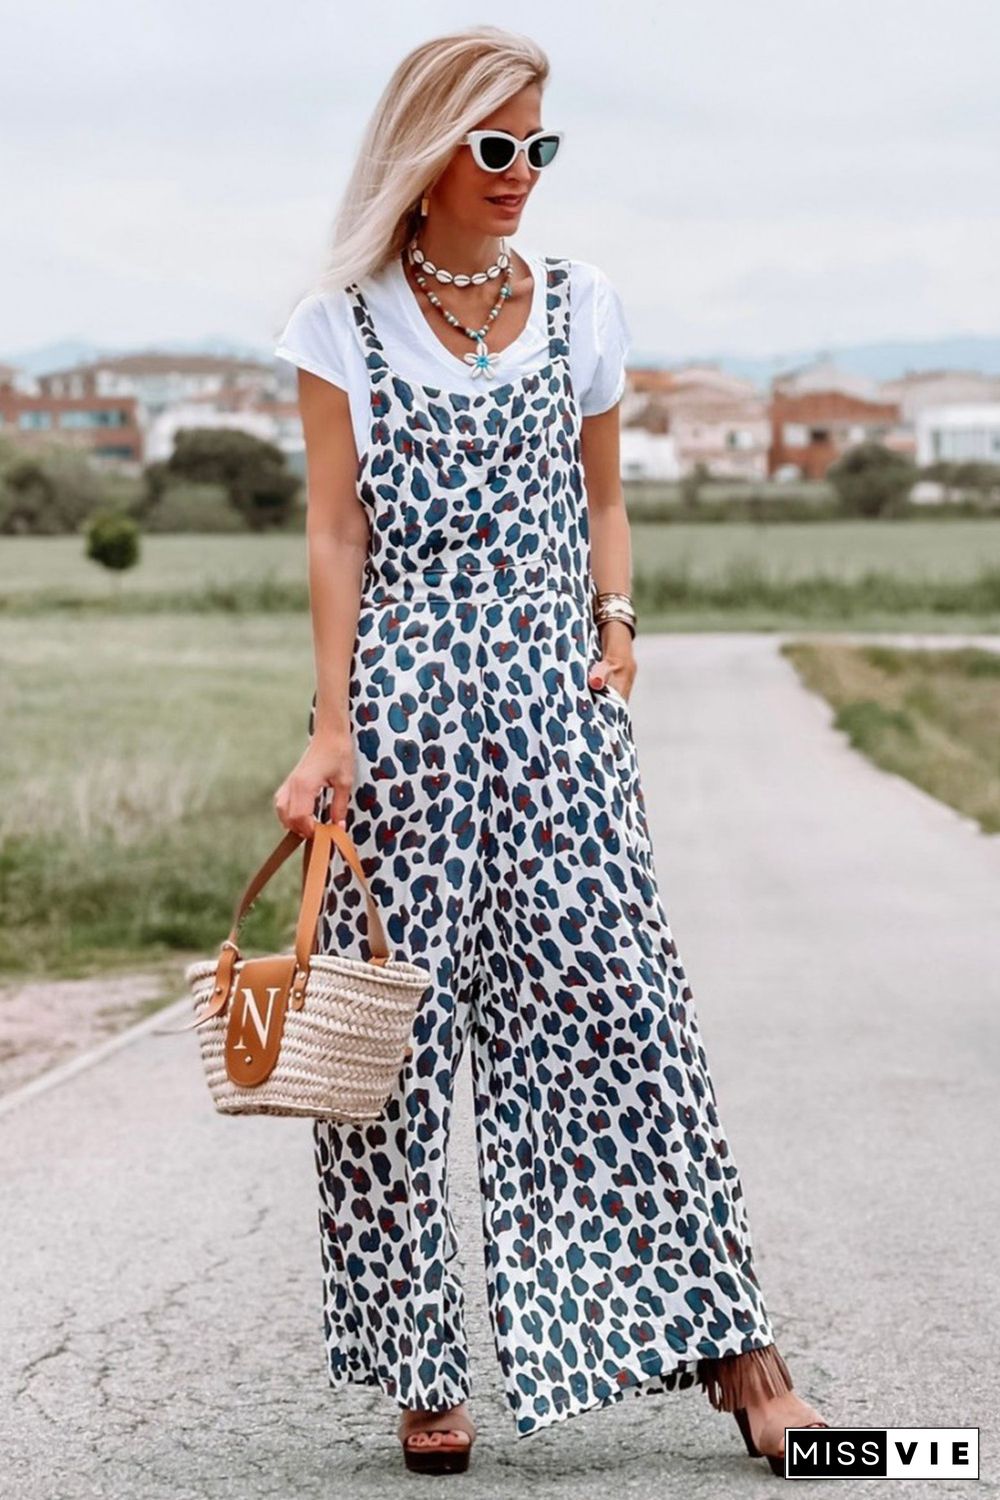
[227,818,390,965]
[156,817,390,1036]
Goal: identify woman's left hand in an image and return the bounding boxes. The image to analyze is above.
[588,627,636,703]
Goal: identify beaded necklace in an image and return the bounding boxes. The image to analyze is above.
[405,234,516,379]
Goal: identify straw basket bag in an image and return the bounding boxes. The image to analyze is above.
[157,817,432,1123]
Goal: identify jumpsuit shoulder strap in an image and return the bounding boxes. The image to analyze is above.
[344,280,390,380]
[542,255,572,363]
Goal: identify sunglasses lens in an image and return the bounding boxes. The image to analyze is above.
[527,135,561,168]
[478,134,517,171]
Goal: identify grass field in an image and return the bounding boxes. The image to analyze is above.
[0,532,308,597]
[0,611,316,978]
[783,640,1000,836]
[5,525,1000,630]
[630,518,1000,581]
[2,526,999,984]
[4,525,1000,632]
[4,520,1000,595]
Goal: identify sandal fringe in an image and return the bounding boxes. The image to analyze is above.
[696,1342,794,1413]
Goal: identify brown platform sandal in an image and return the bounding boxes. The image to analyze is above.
[698,1343,830,1476]
[733,1404,830,1476]
[397,1404,476,1475]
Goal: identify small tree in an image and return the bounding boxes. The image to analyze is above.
[680,460,710,512]
[827,441,917,517]
[86,509,140,591]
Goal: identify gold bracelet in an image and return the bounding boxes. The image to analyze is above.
[594,588,637,639]
[597,612,636,639]
[594,590,636,617]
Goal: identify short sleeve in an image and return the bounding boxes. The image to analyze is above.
[273,291,349,391]
[579,267,631,417]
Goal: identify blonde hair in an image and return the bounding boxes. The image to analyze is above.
[297,26,549,302]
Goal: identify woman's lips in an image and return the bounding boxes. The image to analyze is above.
[487,195,525,209]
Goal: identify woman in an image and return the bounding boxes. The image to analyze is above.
[272,24,828,1476]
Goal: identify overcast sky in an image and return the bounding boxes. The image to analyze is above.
[2,0,998,364]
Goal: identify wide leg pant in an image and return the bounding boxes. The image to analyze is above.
[307,588,793,1439]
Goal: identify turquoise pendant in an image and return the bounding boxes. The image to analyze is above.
[463,339,501,380]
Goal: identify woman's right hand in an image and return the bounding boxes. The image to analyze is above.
[273,730,354,839]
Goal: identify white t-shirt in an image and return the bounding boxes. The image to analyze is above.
[273,244,632,460]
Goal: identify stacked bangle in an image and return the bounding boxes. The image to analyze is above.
[593,587,637,639]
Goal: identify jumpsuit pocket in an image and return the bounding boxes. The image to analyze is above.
[586,657,630,713]
[588,670,633,725]
[602,680,631,714]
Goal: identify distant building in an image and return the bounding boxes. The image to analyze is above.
[38,353,282,425]
[772,356,880,401]
[144,394,304,470]
[620,427,681,481]
[769,358,910,478]
[880,370,1000,423]
[622,364,769,478]
[0,362,142,463]
[914,403,1000,466]
[0,361,38,396]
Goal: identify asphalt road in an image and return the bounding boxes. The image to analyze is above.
[3,631,999,1499]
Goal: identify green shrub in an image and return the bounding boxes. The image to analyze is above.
[166,427,300,530]
[827,441,918,516]
[85,510,141,574]
[0,442,107,534]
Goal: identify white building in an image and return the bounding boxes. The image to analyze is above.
[623,365,769,479]
[881,370,1000,423]
[915,404,1000,466]
[144,400,302,465]
[619,427,681,481]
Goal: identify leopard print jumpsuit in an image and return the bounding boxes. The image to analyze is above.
[305,255,794,1438]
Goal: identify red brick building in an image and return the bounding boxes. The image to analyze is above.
[38,352,280,420]
[768,389,906,479]
[0,366,142,462]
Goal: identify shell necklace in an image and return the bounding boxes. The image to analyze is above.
[405,234,515,379]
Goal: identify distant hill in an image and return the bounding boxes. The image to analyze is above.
[3,336,274,377]
[7,332,1000,385]
[628,334,1000,385]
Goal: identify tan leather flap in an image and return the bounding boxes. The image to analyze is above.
[224,953,298,1087]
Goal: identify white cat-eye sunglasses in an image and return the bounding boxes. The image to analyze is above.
[462,128,563,173]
